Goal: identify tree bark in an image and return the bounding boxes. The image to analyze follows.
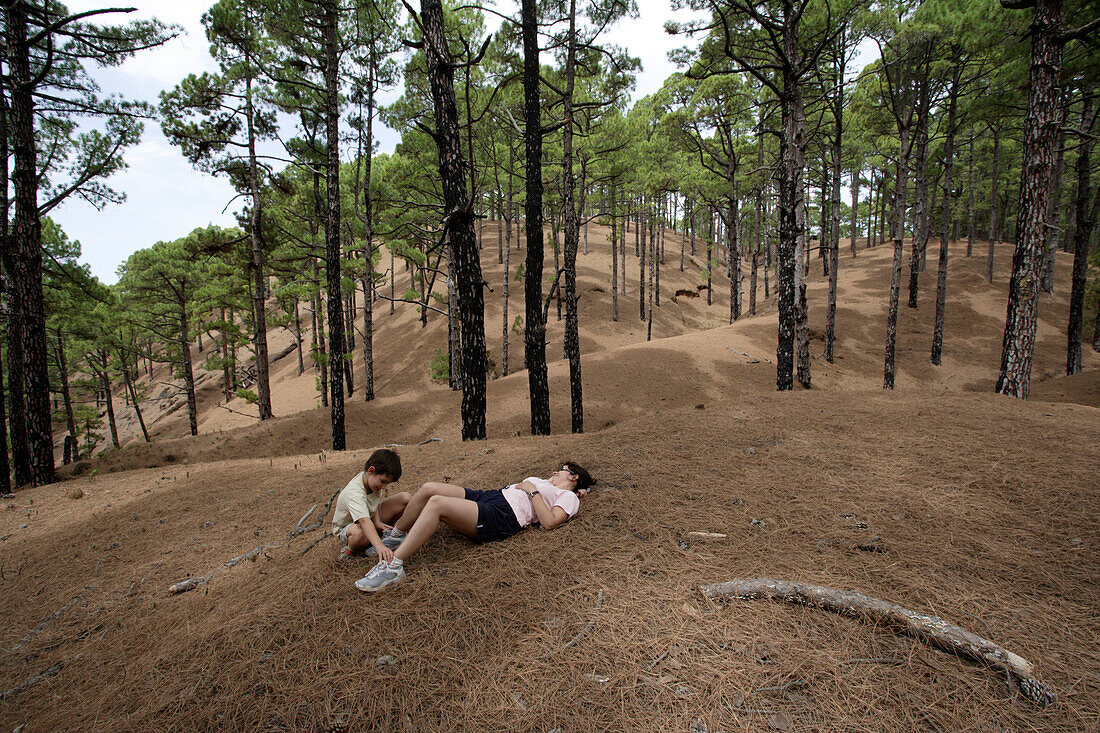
[244,38,272,421]
[1067,85,1094,374]
[987,123,1002,283]
[932,64,960,366]
[119,349,150,442]
[55,330,79,460]
[561,0,583,433]
[1041,90,1067,293]
[521,0,550,435]
[322,1,346,448]
[997,0,1065,399]
[5,4,54,484]
[885,127,911,390]
[98,351,120,448]
[422,0,487,440]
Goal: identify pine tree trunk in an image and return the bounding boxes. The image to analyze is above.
[423,0,487,440]
[641,206,648,316]
[967,136,976,257]
[727,191,741,323]
[561,0,583,433]
[997,0,1065,399]
[1041,91,1067,293]
[1067,85,1094,375]
[850,168,859,257]
[5,4,53,485]
[322,1,346,448]
[244,50,272,421]
[776,25,804,391]
[503,197,511,376]
[0,344,9,493]
[932,65,960,366]
[97,351,120,448]
[612,181,619,322]
[885,128,911,390]
[909,76,931,308]
[55,329,79,460]
[988,124,1002,283]
[179,308,198,436]
[119,349,150,442]
[521,0,550,435]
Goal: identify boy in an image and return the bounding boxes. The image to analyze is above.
[332,448,412,562]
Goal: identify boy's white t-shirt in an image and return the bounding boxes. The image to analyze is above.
[502,476,581,528]
[331,472,382,535]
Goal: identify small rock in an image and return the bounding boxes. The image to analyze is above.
[376,654,398,670]
[745,447,756,455]
[675,684,697,698]
[678,539,691,550]
[840,513,854,519]
[854,521,868,530]
[20,524,27,530]
[1069,538,1082,546]
[690,718,707,733]
[695,404,705,410]
[584,673,610,683]
[750,518,765,527]
[730,497,743,506]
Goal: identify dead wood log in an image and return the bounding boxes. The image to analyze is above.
[700,578,1055,707]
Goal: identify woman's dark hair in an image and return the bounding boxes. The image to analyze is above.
[563,460,595,494]
[365,448,402,482]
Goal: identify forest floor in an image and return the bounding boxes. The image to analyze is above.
[3,224,1099,731]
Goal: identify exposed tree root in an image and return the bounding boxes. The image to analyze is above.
[700,578,1055,707]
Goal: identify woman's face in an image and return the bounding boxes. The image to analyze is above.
[549,465,579,492]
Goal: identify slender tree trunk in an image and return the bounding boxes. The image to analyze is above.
[98,352,120,449]
[423,0,487,439]
[447,256,461,390]
[825,56,843,364]
[988,124,1002,283]
[1042,90,1067,293]
[322,1,346,448]
[641,204,648,317]
[727,191,741,323]
[909,74,931,308]
[967,134,976,257]
[776,36,804,390]
[5,4,53,484]
[885,128,911,390]
[1067,85,1094,374]
[612,181,619,322]
[55,330,78,460]
[997,0,1065,399]
[0,342,9,493]
[244,46,272,421]
[561,0,583,433]
[119,349,150,442]
[850,168,859,257]
[522,0,550,435]
[932,65,960,366]
[179,308,198,436]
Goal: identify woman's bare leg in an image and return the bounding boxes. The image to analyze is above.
[393,495,479,562]
[393,482,466,533]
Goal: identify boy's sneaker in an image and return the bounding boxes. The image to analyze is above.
[355,560,405,592]
[365,528,407,555]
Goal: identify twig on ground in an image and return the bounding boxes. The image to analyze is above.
[294,504,318,534]
[724,346,771,364]
[700,578,1055,707]
[3,592,86,654]
[300,532,334,556]
[94,555,117,574]
[383,437,444,448]
[756,677,807,694]
[546,588,604,656]
[1,652,85,700]
[215,403,256,419]
[169,546,264,594]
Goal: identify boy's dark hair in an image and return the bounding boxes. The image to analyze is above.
[365,448,402,481]
[563,460,595,494]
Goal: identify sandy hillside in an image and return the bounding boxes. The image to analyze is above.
[4,225,1098,731]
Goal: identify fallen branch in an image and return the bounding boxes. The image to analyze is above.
[293,504,318,534]
[3,592,85,654]
[383,437,444,448]
[700,578,1055,707]
[546,588,604,656]
[169,546,264,594]
[215,402,256,419]
[1,652,85,700]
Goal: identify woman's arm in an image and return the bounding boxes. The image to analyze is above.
[521,480,570,530]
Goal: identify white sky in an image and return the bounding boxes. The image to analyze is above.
[53,1,872,285]
[50,0,690,284]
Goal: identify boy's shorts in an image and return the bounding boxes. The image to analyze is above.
[464,488,522,543]
[338,524,352,545]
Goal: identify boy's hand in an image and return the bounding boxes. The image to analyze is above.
[376,545,395,563]
[376,522,394,533]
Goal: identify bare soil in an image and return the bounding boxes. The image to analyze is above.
[4,227,1099,732]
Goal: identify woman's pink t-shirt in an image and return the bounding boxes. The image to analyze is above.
[501,477,581,527]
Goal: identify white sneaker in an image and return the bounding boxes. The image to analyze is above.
[355,561,405,592]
